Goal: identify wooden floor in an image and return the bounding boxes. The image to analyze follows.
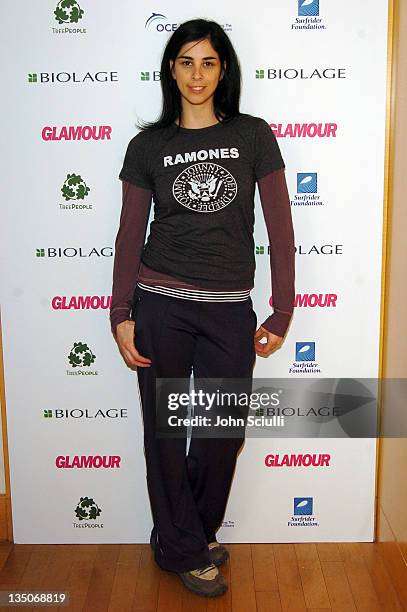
[0,541,406,611]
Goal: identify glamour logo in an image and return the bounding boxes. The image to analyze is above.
[173,163,237,213]
[52,0,86,35]
[35,247,112,258]
[256,68,346,80]
[145,12,178,32]
[43,408,128,419]
[42,126,112,141]
[28,71,118,84]
[51,296,111,310]
[265,453,331,467]
[56,455,121,468]
[74,497,103,528]
[270,123,337,138]
[269,293,337,308]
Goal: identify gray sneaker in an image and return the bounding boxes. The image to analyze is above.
[178,563,228,597]
[208,542,230,566]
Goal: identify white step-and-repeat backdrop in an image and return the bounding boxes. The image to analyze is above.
[0,0,389,543]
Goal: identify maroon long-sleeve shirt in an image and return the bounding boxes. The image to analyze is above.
[110,167,295,337]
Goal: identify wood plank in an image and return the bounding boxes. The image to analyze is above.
[274,544,307,611]
[316,544,341,563]
[251,544,278,592]
[131,545,160,612]
[63,544,99,612]
[82,544,121,610]
[320,560,356,611]
[0,544,34,586]
[229,544,256,612]
[255,590,282,612]
[294,544,330,609]
[360,541,404,610]
[338,543,382,611]
[108,545,142,612]
[0,542,13,572]
[157,569,184,612]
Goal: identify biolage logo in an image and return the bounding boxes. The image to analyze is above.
[264,453,331,467]
[288,496,319,527]
[140,70,161,82]
[52,295,111,310]
[292,172,326,206]
[292,0,326,30]
[256,243,343,256]
[53,0,86,35]
[74,497,103,528]
[43,408,128,419]
[27,71,118,84]
[270,123,337,138]
[35,247,112,258]
[42,126,112,141]
[67,342,97,376]
[56,455,121,468]
[289,341,321,374]
[255,67,346,80]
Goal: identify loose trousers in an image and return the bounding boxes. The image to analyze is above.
[133,285,257,573]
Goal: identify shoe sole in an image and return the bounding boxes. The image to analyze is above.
[178,573,228,597]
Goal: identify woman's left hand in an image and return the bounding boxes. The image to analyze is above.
[254,325,283,357]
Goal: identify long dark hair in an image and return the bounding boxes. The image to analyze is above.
[141,19,241,130]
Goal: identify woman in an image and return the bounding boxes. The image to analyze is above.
[110,18,295,597]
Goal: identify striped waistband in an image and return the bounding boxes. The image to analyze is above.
[136,282,251,302]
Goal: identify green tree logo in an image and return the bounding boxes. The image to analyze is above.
[140,72,150,81]
[61,174,90,201]
[54,0,84,24]
[255,245,265,255]
[75,497,102,521]
[68,342,96,368]
[255,69,265,79]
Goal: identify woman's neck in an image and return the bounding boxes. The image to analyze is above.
[177,104,220,129]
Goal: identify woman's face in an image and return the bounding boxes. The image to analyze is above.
[170,38,224,110]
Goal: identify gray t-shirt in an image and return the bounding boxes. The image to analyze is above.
[119,113,285,288]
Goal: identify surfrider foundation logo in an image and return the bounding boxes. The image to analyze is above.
[172,163,237,213]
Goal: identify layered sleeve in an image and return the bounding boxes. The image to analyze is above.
[258,169,295,336]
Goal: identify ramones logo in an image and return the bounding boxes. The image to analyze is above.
[172,162,237,213]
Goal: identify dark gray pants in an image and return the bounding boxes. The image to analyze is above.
[133,286,257,573]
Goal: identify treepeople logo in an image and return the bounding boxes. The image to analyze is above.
[54,0,84,24]
[74,497,103,527]
[60,173,92,211]
[62,173,90,200]
[67,342,98,376]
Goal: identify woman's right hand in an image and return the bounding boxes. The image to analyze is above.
[115,320,152,369]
